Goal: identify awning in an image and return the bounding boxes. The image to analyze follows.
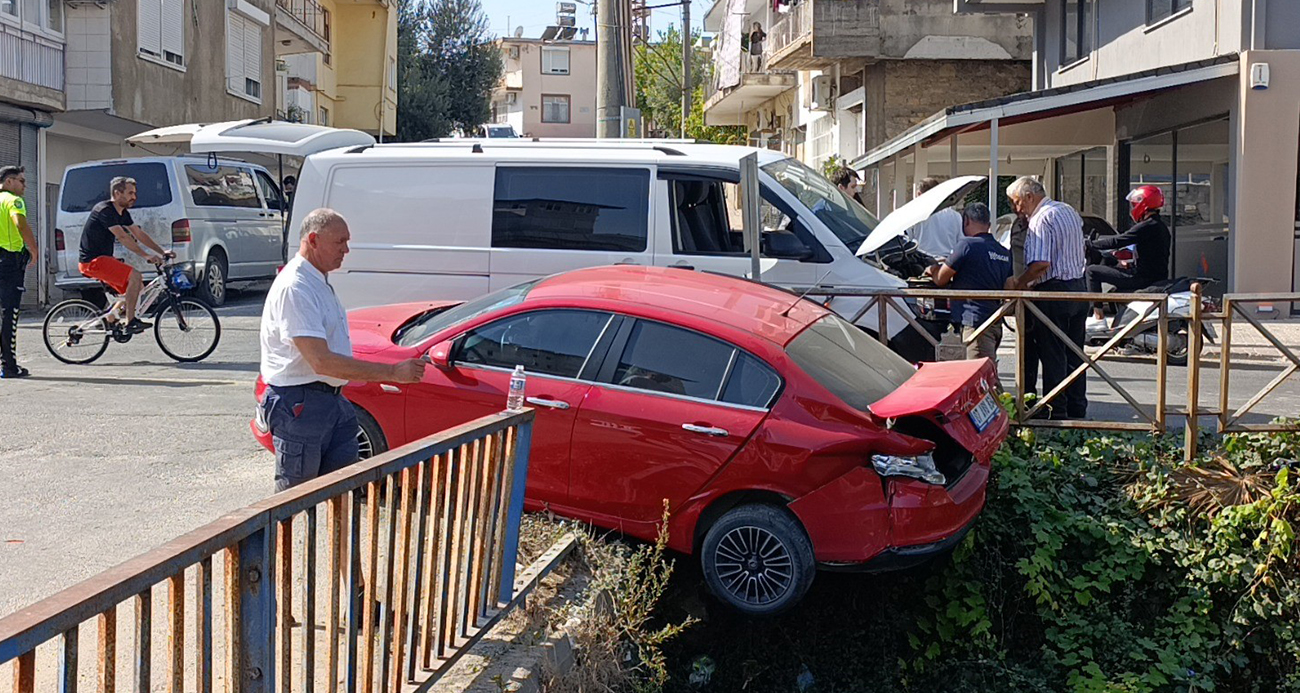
[851,55,1239,170]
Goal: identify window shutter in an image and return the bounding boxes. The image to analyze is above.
[226,11,245,93]
[138,0,162,56]
[162,0,184,62]
[243,17,262,97]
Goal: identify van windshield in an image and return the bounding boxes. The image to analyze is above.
[62,163,173,213]
[395,279,541,347]
[761,157,878,253]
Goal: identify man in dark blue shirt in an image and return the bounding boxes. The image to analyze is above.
[927,203,1012,360]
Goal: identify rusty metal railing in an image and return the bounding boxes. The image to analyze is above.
[0,410,576,693]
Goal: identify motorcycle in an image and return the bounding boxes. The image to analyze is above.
[1085,277,1218,366]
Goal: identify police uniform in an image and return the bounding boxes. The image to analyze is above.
[0,189,29,376]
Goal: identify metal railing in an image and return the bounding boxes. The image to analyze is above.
[0,410,575,693]
[766,0,813,63]
[276,0,329,45]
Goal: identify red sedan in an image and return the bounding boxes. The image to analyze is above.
[253,266,1008,615]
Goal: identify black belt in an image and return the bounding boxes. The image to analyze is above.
[272,381,343,395]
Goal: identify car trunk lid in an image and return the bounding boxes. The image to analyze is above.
[868,358,1004,461]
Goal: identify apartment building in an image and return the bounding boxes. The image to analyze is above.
[702,0,1031,192]
[491,36,597,138]
[855,0,1300,298]
[0,0,63,306]
[280,0,397,138]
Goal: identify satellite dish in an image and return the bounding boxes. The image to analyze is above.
[513,26,524,38]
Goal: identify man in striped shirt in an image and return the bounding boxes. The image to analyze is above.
[1004,177,1088,419]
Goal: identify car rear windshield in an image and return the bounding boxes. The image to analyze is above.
[786,314,915,412]
[395,279,541,347]
[62,163,173,213]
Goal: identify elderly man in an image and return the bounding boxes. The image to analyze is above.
[1004,176,1088,419]
[927,203,1011,360]
[259,208,426,492]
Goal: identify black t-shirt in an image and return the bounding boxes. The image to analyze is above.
[79,201,133,264]
[944,233,1012,327]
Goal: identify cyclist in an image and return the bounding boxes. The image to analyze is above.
[78,176,173,334]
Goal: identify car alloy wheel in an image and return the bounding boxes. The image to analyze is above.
[701,504,815,616]
[357,426,374,459]
[713,526,795,606]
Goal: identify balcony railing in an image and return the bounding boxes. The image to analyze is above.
[705,52,793,105]
[276,0,329,45]
[766,0,812,61]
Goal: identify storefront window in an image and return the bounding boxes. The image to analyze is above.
[1054,146,1107,219]
[1124,117,1229,290]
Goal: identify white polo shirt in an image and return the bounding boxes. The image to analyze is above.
[259,254,352,387]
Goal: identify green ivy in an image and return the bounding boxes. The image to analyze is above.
[904,423,1300,692]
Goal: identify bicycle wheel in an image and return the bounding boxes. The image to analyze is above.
[154,297,221,362]
[43,299,111,364]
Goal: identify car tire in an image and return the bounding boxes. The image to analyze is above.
[700,504,815,617]
[197,251,228,307]
[355,406,388,459]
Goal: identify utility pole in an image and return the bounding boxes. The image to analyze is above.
[680,0,691,137]
[596,0,626,138]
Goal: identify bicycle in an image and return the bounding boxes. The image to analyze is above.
[42,262,222,364]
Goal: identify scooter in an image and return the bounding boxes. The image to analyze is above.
[1086,277,1218,366]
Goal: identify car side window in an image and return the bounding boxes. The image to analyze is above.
[254,171,284,211]
[721,353,782,408]
[184,165,261,209]
[457,309,612,379]
[668,179,810,259]
[492,167,650,252]
[609,321,734,400]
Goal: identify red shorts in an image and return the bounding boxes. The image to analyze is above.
[79,256,134,294]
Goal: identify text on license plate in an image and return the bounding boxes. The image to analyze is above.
[968,393,1000,432]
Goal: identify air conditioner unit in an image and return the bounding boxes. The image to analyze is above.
[810,75,834,111]
[505,92,518,105]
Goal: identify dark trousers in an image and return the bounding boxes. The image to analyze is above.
[1085,264,1156,311]
[1030,278,1088,418]
[0,249,29,371]
[261,384,360,492]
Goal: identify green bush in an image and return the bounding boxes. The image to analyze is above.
[907,426,1300,692]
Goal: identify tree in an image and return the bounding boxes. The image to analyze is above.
[397,0,503,142]
[633,27,746,144]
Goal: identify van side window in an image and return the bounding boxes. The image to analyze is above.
[492,167,649,252]
[62,163,173,212]
[184,165,261,209]
[669,179,809,259]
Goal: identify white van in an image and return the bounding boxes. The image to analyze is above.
[54,155,288,306]
[129,121,976,349]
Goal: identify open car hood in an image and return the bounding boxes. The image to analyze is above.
[127,119,376,157]
[856,175,986,257]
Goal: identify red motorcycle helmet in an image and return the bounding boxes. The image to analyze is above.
[1126,185,1165,222]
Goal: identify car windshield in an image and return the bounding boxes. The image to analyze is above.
[394,279,540,347]
[786,314,915,412]
[761,157,878,253]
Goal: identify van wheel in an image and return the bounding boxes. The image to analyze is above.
[198,252,227,307]
[700,504,815,617]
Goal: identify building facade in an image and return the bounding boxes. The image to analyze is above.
[702,0,1032,189]
[491,36,597,138]
[280,0,397,138]
[857,0,1300,299]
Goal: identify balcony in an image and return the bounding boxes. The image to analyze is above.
[0,21,64,111]
[703,56,796,127]
[765,0,814,70]
[502,68,523,90]
[275,0,329,56]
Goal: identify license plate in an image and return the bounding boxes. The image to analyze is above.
[968,393,1000,432]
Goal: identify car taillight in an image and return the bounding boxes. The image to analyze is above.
[171,219,191,243]
[54,229,64,251]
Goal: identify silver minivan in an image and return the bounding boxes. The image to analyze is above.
[54,156,287,306]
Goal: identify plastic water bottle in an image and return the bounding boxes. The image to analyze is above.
[506,365,527,411]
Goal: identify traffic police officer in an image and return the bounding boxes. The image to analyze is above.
[0,165,36,378]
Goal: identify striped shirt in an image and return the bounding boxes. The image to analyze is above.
[1023,198,1086,284]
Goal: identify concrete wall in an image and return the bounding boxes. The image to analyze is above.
[812,0,1032,61]
[334,2,396,136]
[1231,50,1300,295]
[499,39,597,138]
[107,0,273,126]
[64,4,111,111]
[864,59,1031,151]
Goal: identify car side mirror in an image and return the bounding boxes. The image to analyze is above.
[762,232,814,261]
[426,339,455,369]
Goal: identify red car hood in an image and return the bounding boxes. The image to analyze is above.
[347,301,459,354]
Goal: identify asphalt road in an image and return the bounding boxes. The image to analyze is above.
[3,290,1299,619]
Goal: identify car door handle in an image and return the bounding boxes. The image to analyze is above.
[525,396,570,410]
[682,423,729,437]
